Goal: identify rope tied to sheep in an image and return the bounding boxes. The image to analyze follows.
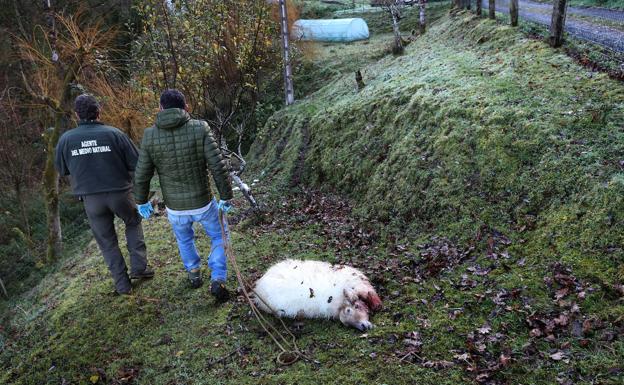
[217,209,309,366]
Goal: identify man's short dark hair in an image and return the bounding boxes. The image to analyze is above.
[160,89,186,109]
[74,94,100,121]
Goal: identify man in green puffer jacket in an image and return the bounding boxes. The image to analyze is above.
[133,89,234,301]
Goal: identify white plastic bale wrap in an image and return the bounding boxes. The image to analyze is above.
[291,18,370,42]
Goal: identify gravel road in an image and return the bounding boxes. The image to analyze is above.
[481,0,624,52]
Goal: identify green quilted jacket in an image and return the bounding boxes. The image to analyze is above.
[133,108,233,210]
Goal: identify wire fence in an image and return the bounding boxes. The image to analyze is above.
[478,0,624,54]
[0,191,89,303]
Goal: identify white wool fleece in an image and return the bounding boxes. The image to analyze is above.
[253,259,373,319]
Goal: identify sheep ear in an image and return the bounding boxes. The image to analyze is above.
[363,291,383,313]
[343,288,358,303]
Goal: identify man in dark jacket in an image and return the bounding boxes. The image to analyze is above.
[133,89,233,301]
[55,94,153,295]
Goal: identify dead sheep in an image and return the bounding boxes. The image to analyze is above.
[253,259,382,331]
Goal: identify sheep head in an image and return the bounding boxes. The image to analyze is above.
[339,297,373,331]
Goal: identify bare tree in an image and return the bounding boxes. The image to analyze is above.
[18,8,117,261]
[379,0,406,54]
[221,123,258,209]
[549,0,568,47]
[510,0,518,26]
[418,0,426,34]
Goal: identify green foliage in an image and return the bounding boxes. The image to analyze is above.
[337,1,451,35]
[132,0,281,150]
[296,0,354,19]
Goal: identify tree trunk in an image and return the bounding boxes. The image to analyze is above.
[476,0,482,16]
[43,112,63,261]
[466,0,471,11]
[419,0,426,34]
[510,0,518,26]
[489,0,495,19]
[279,0,295,105]
[549,0,568,47]
[42,62,80,263]
[390,5,403,54]
[120,0,132,19]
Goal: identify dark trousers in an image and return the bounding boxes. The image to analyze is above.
[83,190,147,292]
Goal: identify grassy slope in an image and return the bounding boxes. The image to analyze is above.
[248,7,624,383]
[251,10,624,289]
[2,6,624,385]
[0,207,472,385]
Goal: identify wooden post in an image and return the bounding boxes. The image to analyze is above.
[279,0,294,105]
[549,0,568,47]
[510,0,518,26]
[488,0,495,19]
[355,70,365,91]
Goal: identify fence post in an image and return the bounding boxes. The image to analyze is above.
[510,0,518,26]
[549,0,568,47]
[279,0,295,105]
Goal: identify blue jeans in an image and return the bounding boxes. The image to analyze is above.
[167,200,228,282]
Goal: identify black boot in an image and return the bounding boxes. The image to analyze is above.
[130,266,155,279]
[188,269,203,289]
[211,280,230,302]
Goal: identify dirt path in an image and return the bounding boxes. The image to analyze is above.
[481,0,624,52]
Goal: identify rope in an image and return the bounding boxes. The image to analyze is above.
[217,209,311,366]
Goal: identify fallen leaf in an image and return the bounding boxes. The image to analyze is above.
[554,313,569,326]
[550,351,565,361]
[477,324,491,335]
[555,288,569,300]
[499,353,511,366]
[89,375,99,384]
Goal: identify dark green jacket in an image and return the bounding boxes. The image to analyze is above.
[133,108,233,210]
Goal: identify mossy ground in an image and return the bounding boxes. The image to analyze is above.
[1,5,624,385]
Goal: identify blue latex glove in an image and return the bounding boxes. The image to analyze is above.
[217,200,233,213]
[137,202,154,219]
